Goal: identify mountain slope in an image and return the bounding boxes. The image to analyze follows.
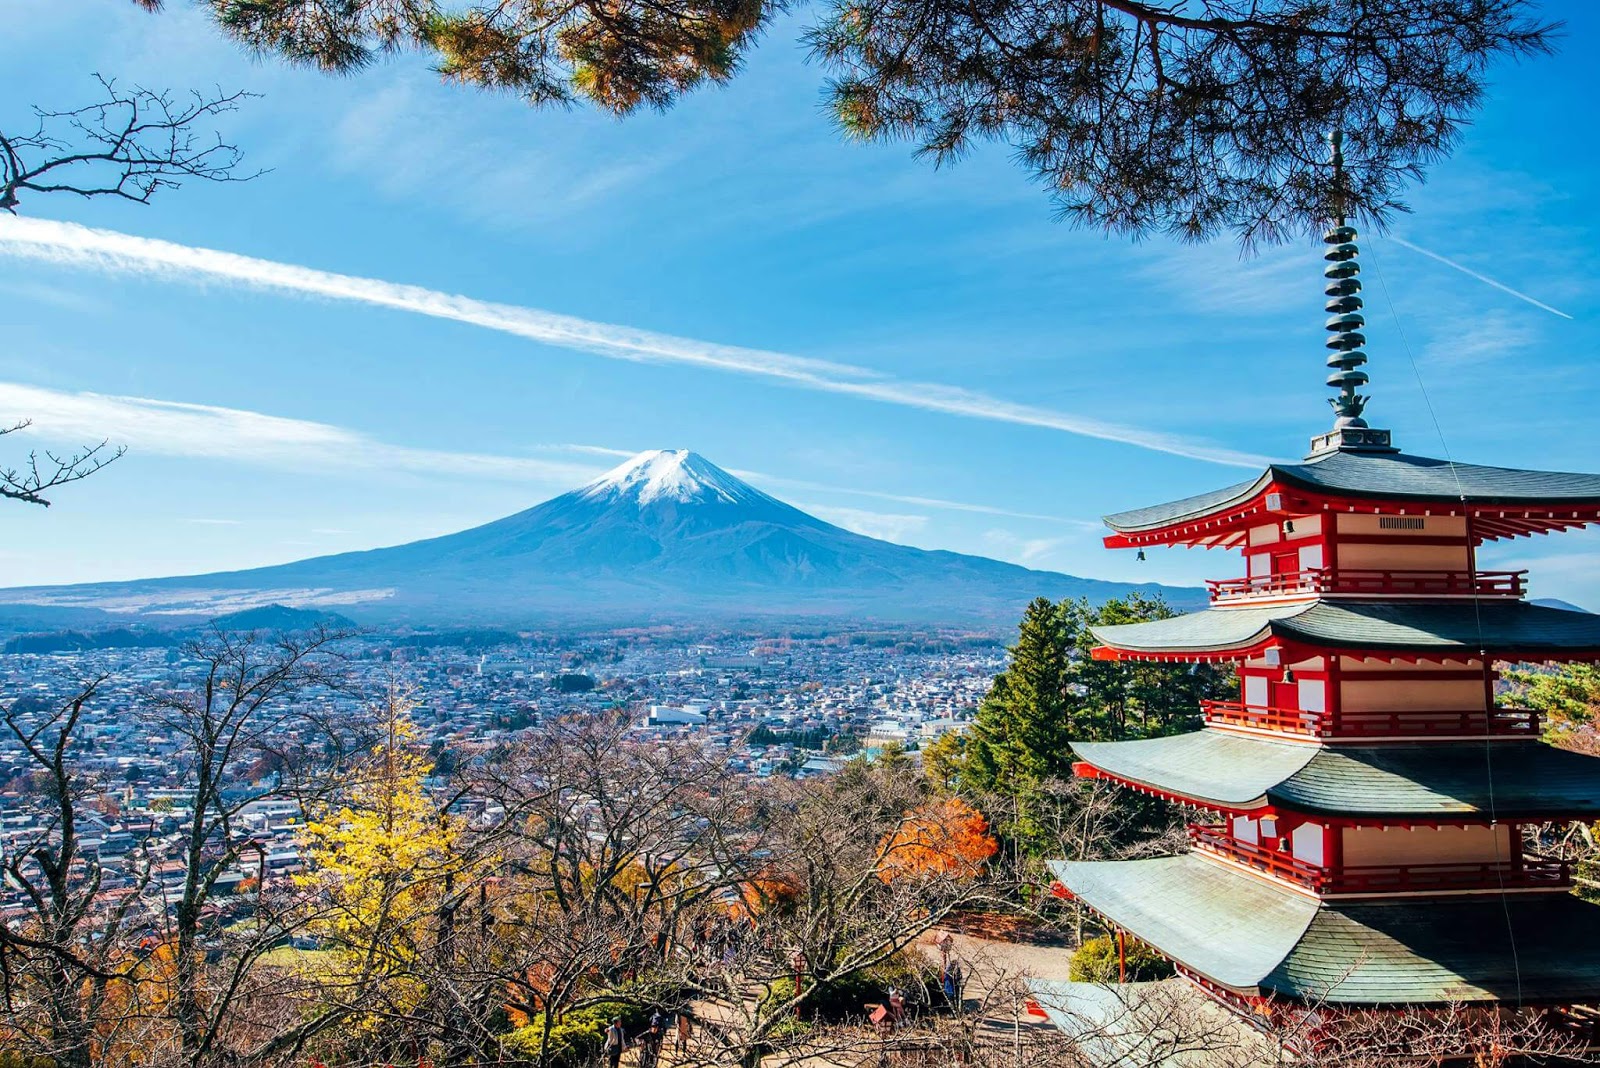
[1,451,1196,625]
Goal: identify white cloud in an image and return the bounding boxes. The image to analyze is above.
[328,82,675,229]
[1141,242,1312,315]
[805,505,930,544]
[730,468,1094,526]
[1,381,1108,531]
[0,218,1268,468]
[1420,309,1538,368]
[0,381,605,487]
[982,529,1073,567]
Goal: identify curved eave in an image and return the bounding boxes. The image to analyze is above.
[1053,855,1600,1005]
[1102,452,1600,548]
[1091,601,1600,664]
[1049,856,1314,994]
[1072,731,1600,820]
[1072,731,1311,812]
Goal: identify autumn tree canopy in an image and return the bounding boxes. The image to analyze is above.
[878,797,998,883]
[142,0,1553,243]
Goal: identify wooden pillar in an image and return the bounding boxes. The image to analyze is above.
[1481,656,1496,729]
[1117,928,1127,984]
[1327,654,1343,735]
[1324,510,1341,584]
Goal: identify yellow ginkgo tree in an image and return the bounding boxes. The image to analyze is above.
[297,689,488,1052]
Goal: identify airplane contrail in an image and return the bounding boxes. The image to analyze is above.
[1389,236,1574,320]
[0,217,1268,469]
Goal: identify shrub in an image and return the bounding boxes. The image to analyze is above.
[0,1055,56,1068]
[1068,934,1174,983]
[503,999,653,1066]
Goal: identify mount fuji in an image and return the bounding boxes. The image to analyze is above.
[0,451,1196,627]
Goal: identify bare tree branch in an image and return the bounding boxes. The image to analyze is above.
[0,74,260,214]
[0,419,125,508]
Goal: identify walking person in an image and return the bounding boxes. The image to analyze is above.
[675,1007,692,1054]
[604,1018,628,1068]
[640,1011,664,1068]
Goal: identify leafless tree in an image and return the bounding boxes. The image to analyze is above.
[134,626,364,1067]
[0,676,157,1068]
[0,74,257,213]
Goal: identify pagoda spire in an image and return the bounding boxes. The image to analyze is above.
[1308,131,1395,458]
[1323,131,1368,427]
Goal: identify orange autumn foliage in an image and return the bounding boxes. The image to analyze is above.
[734,871,801,919]
[878,798,998,883]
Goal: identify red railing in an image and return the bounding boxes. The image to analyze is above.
[1333,707,1540,738]
[1207,568,1527,602]
[1200,700,1541,739]
[1201,699,1325,737]
[1189,825,1572,894]
[1335,855,1570,894]
[1189,825,1324,888]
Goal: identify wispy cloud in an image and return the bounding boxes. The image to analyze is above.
[1420,309,1538,368]
[183,517,242,526]
[0,218,1267,468]
[1140,241,1312,315]
[1,381,1105,528]
[805,505,930,544]
[0,381,605,486]
[1389,236,1574,320]
[737,468,1097,526]
[328,82,675,229]
[982,529,1073,567]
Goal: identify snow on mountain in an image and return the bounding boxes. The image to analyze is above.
[580,449,762,506]
[0,450,1199,627]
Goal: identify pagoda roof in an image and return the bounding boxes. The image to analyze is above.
[1072,730,1600,818]
[1052,855,1600,1004]
[1103,450,1600,545]
[1090,600,1600,661]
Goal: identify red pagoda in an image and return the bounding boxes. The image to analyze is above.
[1029,169,1600,1058]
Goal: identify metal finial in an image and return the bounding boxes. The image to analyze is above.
[1328,130,1347,228]
[1323,130,1367,428]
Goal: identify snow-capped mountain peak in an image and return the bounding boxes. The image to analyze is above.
[580,449,757,506]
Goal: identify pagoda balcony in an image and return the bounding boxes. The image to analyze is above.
[1200,699,1540,739]
[1188,825,1325,888]
[1206,568,1527,604]
[1188,825,1571,895]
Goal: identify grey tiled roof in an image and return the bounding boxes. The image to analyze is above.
[1271,895,1600,1004]
[1104,450,1600,533]
[1279,741,1600,817]
[1055,855,1600,1003]
[1073,731,1315,808]
[1101,475,1268,533]
[1073,730,1600,817]
[1090,600,1600,656]
[1048,856,1315,990]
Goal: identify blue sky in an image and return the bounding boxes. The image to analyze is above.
[3,0,1599,608]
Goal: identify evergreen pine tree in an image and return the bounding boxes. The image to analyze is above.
[964,597,1080,799]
